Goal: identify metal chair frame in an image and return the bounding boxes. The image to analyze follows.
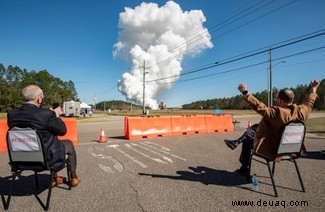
[248,120,306,197]
[4,127,71,211]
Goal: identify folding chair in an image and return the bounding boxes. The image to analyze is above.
[4,127,71,211]
[248,120,306,197]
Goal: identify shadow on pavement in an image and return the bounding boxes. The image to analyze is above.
[0,173,69,210]
[301,151,325,160]
[139,166,291,197]
[139,166,249,186]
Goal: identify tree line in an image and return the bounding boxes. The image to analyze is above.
[1,63,323,112]
[96,100,143,111]
[0,64,78,112]
[182,79,325,110]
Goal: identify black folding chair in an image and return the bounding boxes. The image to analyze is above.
[4,127,71,211]
[248,120,306,197]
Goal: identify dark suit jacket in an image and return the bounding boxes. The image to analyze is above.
[7,103,66,171]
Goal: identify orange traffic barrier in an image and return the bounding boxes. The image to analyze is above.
[223,115,235,132]
[182,115,197,134]
[157,116,173,137]
[205,115,219,132]
[141,116,160,138]
[195,115,208,133]
[0,120,9,152]
[98,128,107,143]
[171,116,185,136]
[124,116,144,140]
[205,115,232,132]
[58,118,78,146]
[0,118,78,152]
[124,114,235,140]
[212,115,234,132]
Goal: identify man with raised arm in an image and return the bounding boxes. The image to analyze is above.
[224,80,320,175]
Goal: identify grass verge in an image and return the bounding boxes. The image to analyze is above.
[306,117,325,136]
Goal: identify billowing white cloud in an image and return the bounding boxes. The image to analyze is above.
[114,1,213,109]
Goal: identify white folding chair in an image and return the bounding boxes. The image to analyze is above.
[248,120,306,197]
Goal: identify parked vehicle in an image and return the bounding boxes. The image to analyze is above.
[62,101,80,117]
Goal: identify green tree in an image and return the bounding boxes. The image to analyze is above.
[0,64,79,112]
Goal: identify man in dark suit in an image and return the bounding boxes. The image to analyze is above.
[7,85,80,187]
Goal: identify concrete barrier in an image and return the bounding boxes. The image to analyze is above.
[124,114,234,140]
[0,118,78,152]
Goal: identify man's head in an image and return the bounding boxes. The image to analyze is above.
[276,88,294,107]
[22,85,44,107]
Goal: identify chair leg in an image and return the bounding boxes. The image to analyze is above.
[34,170,55,211]
[267,161,278,197]
[45,171,55,211]
[34,171,39,190]
[3,172,18,210]
[247,152,254,181]
[67,163,72,190]
[272,162,276,176]
[293,159,305,192]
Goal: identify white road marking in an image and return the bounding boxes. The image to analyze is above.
[139,142,186,161]
[144,141,171,151]
[107,145,148,168]
[87,147,124,173]
[125,144,167,164]
[98,164,115,173]
[131,143,174,163]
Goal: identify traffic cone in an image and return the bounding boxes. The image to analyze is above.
[247,121,252,129]
[98,128,107,143]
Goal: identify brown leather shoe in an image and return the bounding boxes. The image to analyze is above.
[52,176,66,187]
[71,177,80,187]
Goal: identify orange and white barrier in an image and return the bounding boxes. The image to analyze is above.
[0,120,9,152]
[0,118,78,152]
[124,114,234,140]
[58,118,78,146]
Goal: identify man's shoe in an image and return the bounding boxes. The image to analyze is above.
[71,177,80,187]
[235,166,249,176]
[52,176,66,187]
[224,140,238,150]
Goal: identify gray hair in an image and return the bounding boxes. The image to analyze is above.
[22,85,43,102]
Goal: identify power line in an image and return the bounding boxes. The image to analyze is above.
[147,0,274,66]
[147,30,325,82]
[146,0,297,68]
[151,46,325,85]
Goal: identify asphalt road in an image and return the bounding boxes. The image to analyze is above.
[0,114,324,211]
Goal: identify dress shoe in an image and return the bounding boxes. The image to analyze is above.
[235,166,249,176]
[224,139,238,150]
[71,177,80,187]
[52,176,66,187]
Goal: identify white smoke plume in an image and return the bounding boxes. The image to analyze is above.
[114,1,213,109]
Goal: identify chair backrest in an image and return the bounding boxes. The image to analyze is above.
[6,127,46,164]
[277,120,306,155]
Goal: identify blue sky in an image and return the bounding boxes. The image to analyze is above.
[0,0,324,107]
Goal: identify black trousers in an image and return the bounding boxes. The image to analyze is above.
[61,140,78,178]
[238,124,258,167]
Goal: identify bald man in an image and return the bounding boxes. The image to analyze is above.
[224,80,320,175]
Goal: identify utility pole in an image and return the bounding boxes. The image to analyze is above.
[93,92,97,110]
[269,47,272,107]
[141,60,149,115]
